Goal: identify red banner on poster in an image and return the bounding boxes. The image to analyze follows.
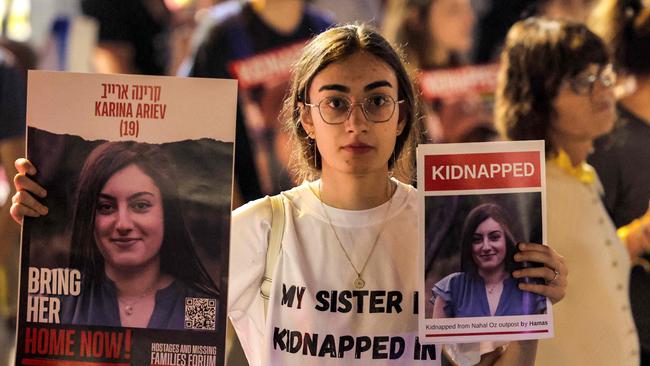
[424,151,541,191]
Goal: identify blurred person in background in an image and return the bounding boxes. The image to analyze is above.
[81,0,171,74]
[522,0,597,21]
[497,17,640,365]
[472,0,595,64]
[312,0,383,26]
[385,0,497,144]
[186,0,332,207]
[0,40,34,335]
[387,0,475,71]
[588,0,650,364]
[0,40,34,366]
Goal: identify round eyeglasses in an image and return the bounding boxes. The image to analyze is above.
[567,64,617,96]
[304,94,404,125]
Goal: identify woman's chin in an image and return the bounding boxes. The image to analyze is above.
[105,256,159,273]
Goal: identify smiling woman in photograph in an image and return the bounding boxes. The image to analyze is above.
[431,203,547,318]
[61,141,219,329]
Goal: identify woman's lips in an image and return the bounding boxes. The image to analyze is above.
[110,238,141,247]
[342,143,373,154]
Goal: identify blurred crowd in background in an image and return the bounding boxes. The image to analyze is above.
[1,0,649,365]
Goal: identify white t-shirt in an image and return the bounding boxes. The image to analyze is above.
[228,179,441,365]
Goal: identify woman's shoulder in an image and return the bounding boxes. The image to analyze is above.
[437,272,466,286]
[233,195,272,222]
[391,178,417,209]
[232,182,310,221]
[165,278,218,300]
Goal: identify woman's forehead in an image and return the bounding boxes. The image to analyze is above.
[309,52,397,93]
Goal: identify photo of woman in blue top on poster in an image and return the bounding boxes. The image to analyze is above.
[60,141,220,330]
[431,203,547,318]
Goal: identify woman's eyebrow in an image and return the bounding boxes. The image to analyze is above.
[318,84,350,93]
[98,193,116,201]
[364,80,393,91]
[97,192,155,200]
[128,192,155,200]
[317,80,393,93]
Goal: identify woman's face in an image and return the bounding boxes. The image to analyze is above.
[302,51,405,177]
[428,0,475,55]
[471,217,507,272]
[94,164,164,272]
[552,63,616,144]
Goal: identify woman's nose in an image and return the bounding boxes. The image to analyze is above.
[345,104,370,133]
[115,207,133,233]
[592,76,616,100]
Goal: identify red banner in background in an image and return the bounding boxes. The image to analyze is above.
[418,64,499,100]
[229,42,305,90]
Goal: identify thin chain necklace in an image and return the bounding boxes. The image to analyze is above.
[486,284,498,294]
[118,281,159,316]
[315,179,394,289]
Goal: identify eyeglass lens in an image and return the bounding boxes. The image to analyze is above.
[571,66,616,95]
[317,95,397,124]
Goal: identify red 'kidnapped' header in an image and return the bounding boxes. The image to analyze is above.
[424,151,541,191]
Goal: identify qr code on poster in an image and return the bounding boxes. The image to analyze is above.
[184,297,217,330]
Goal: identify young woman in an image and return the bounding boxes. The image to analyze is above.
[13,24,566,365]
[19,141,219,329]
[496,17,640,365]
[432,203,546,318]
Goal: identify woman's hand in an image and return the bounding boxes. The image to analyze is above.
[10,158,48,224]
[511,243,567,304]
[621,208,650,259]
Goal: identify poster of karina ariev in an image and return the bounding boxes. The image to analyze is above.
[417,141,553,343]
[16,71,236,366]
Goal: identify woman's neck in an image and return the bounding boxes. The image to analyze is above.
[252,0,304,35]
[319,169,393,210]
[621,77,650,125]
[478,267,509,286]
[549,132,593,166]
[106,258,167,298]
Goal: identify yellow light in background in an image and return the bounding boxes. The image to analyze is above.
[164,0,194,11]
[1,0,31,41]
[0,0,6,32]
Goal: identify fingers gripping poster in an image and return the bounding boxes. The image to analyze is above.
[417,141,554,343]
[17,71,236,366]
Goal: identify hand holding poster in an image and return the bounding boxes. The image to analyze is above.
[16,71,236,366]
[418,141,553,343]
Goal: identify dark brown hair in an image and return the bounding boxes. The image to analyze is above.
[496,17,609,154]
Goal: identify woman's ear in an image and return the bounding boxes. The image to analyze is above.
[299,103,315,137]
[396,105,407,136]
